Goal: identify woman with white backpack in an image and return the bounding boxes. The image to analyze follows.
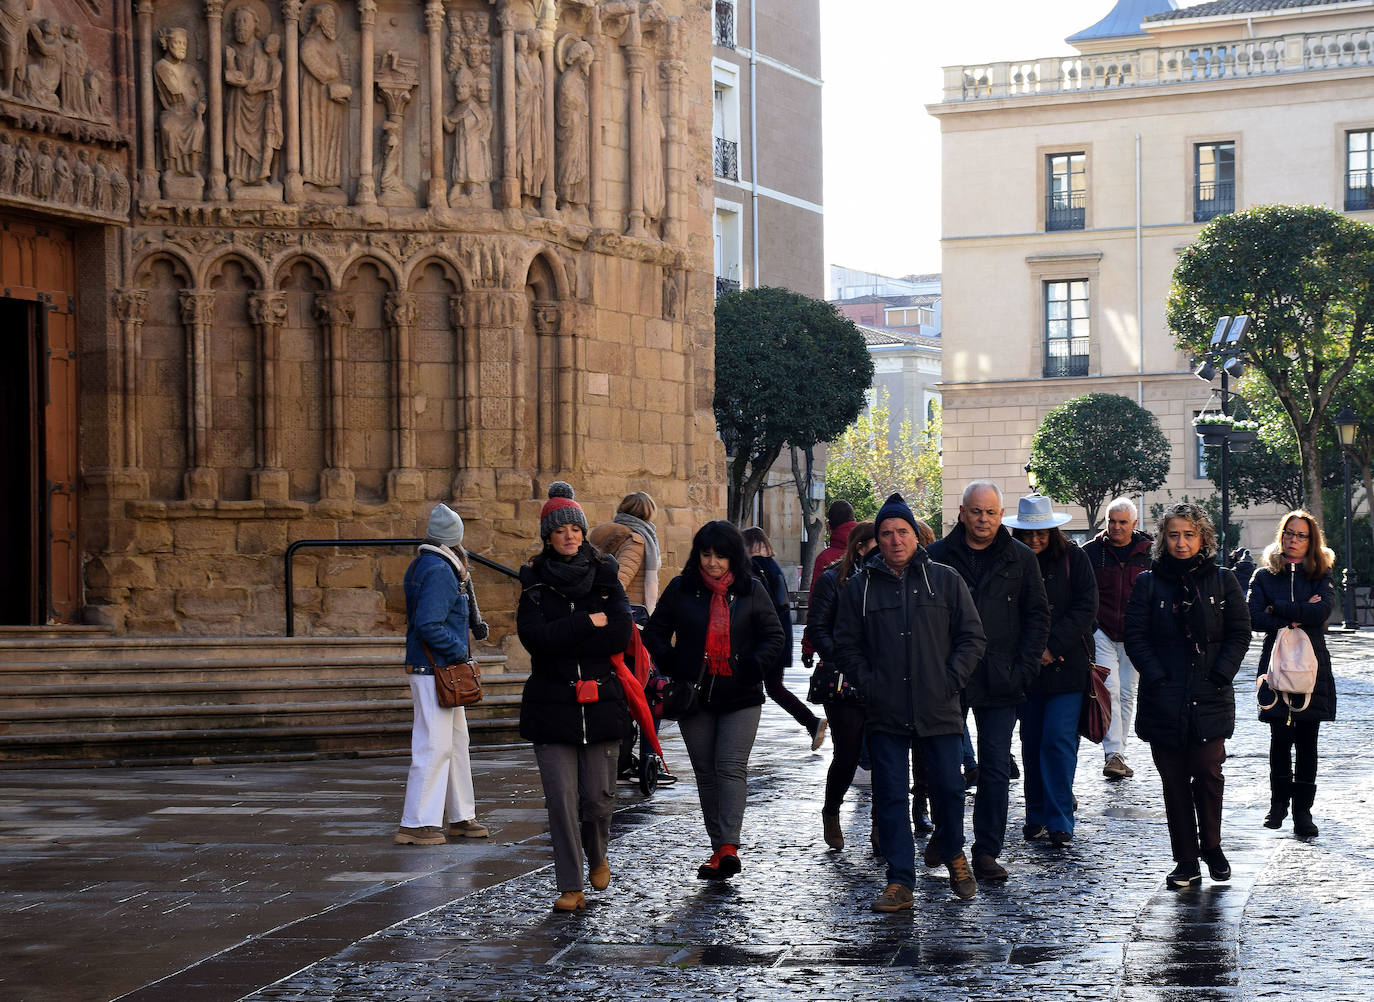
[1247,510,1337,838]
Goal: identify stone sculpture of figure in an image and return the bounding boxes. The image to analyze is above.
[52,143,72,202]
[514,30,544,200]
[84,66,107,120]
[224,9,283,187]
[0,0,33,97]
[641,81,666,225]
[23,19,63,109]
[59,24,89,116]
[98,152,127,213]
[74,146,93,206]
[33,137,52,199]
[444,62,491,201]
[13,135,32,196]
[92,149,111,211]
[0,133,15,192]
[153,27,206,177]
[299,2,351,190]
[378,118,403,196]
[555,40,592,209]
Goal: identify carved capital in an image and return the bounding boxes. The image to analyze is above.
[622,44,646,72]
[249,292,289,328]
[136,0,154,15]
[660,59,686,83]
[532,303,559,334]
[115,289,150,325]
[281,0,303,23]
[424,0,445,33]
[179,290,215,326]
[314,292,355,327]
[358,0,377,27]
[386,292,419,329]
[205,0,225,20]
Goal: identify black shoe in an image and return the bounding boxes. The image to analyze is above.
[1008,755,1020,780]
[1201,847,1230,881]
[1022,823,1048,842]
[973,853,1008,881]
[964,766,979,790]
[923,836,942,868]
[1048,829,1072,848]
[1167,861,1202,889]
[913,812,934,835]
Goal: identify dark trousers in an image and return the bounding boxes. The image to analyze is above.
[870,730,963,887]
[1269,720,1320,786]
[1151,739,1226,863]
[765,667,820,735]
[970,704,1018,860]
[822,701,866,815]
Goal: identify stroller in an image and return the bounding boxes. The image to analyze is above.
[612,624,671,796]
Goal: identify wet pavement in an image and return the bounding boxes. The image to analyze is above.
[3,630,1373,1002]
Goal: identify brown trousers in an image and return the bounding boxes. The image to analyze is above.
[1150,739,1226,863]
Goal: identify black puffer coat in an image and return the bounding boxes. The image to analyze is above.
[643,569,785,715]
[1124,554,1251,748]
[808,565,841,667]
[1030,542,1098,697]
[1248,564,1337,723]
[516,548,634,745]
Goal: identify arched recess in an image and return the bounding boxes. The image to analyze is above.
[205,256,262,500]
[523,253,561,479]
[276,257,329,501]
[408,258,465,497]
[340,258,395,503]
[134,254,193,500]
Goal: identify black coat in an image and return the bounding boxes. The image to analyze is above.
[642,570,785,715]
[927,524,1050,708]
[516,551,634,746]
[751,554,793,670]
[831,548,986,737]
[1248,565,1337,722]
[1124,555,1251,748]
[808,565,841,666]
[1030,542,1099,697]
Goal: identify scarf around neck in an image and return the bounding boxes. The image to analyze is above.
[613,511,660,612]
[539,546,597,599]
[702,570,735,677]
[419,542,468,582]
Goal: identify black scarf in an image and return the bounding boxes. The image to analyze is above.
[537,544,597,599]
[1155,552,1213,645]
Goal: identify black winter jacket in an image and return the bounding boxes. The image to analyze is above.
[926,524,1050,708]
[642,570,785,715]
[1082,529,1153,642]
[831,548,986,737]
[751,555,793,670]
[1124,554,1251,748]
[1030,542,1099,697]
[516,550,634,746]
[1248,565,1337,723]
[808,565,841,667]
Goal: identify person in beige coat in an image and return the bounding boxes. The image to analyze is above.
[589,492,660,623]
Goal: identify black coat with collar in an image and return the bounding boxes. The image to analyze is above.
[926,523,1051,708]
[1248,564,1337,722]
[642,569,785,715]
[1030,541,1099,697]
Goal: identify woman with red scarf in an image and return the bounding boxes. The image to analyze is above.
[644,520,786,879]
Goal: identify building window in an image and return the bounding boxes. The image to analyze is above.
[1194,142,1235,222]
[714,203,742,294]
[712,68,740,182]
[1046,153,1085,231]
[1346,130,1374,211]
[713,1,736,49]
[1044,280,1089,378]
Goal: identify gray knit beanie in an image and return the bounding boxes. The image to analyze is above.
[426,503,464,547]
[539,482,589,541]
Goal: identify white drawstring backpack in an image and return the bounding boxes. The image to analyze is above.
[1256,625,1317,714]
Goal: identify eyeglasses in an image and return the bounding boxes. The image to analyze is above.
[1281,530,1310,541]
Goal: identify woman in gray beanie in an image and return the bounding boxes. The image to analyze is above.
[397,502,489,845]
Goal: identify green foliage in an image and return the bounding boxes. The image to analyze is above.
[824,457,878,522]
[825,389,942,529]
[1028,393,1170,531]
[914,400,943,535]
[714,287,874,523]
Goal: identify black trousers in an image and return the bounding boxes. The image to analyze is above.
[1151,739,1226,863]
[1269,719,1320,786]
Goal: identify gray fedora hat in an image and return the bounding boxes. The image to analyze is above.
[1003,493,1072,530]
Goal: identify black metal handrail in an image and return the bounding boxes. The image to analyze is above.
[284,537,519,637]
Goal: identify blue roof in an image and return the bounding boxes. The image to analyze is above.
[1066,1,1179,44]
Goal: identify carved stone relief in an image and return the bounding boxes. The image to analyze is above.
[374,49,417,206]
[0,3,111,123]
[0,128,127,216]
[154,25,206,199]
[224,4,283,197]
[513,28,543,203]
[298,1,350,198]
[443,11,493,207]
[553,34,591,212]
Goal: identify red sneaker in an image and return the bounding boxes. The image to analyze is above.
[717,843,741,879]
[696,848,725,880]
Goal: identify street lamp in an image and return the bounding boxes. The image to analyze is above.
[1024,461,1037,490]
[1336,407,1359,630]
[1193,315,1251,564]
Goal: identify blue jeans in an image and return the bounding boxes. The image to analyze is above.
[970,704,1018,860]
[962,723,977,771]
[870,730,964,887]
[1019,691,1081,833]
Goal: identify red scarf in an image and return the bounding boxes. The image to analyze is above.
[702,570,734,676]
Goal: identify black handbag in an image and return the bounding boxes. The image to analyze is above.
[660,658,708,720]
[807,661,860,705]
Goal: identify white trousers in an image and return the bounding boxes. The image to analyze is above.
[400,674,476,828]
[1094,630,1139,759]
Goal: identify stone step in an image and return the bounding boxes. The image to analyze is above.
[0,656,512,688]
[0,635,405,666]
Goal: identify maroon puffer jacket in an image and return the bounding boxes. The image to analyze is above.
[1081,529,1152,643]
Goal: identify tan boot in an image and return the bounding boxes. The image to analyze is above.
[589,861,610,891]
[553,891,586,911]
[822,812,843,850]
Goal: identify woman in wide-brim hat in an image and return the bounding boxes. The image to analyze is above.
[1006,495,1098,848]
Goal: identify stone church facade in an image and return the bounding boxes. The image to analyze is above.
[1,0,720,640]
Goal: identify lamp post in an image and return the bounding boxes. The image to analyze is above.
[1024,461,1037,491]
[1193,315,1251,565]
[1336,407,1359,630]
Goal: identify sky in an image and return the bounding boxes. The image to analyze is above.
[819,1,1207,281]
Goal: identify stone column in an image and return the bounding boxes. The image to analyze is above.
[498,5,518,208]
[282,0,304,202]
[451,291,478,473]
[356,0,378,205]
[423,0,448,209]
[385,291,424,500]
[248,292,289,499]
[537,4,556,217]
[660,55,686,245]
[459,288,526,471]
[136,0,158,200]
[206,0,228,200]
[554,308,575,473]
[114,289,149,470]
[178,290,218,498]
[315,292,356,499]
[622,35,647,237]
[587,9,605,227]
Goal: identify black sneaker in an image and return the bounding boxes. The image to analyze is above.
[1167,860,1202,889]
[1048,829,1072,848]
[1201,847,1231,881]
[1022,823,1048,841]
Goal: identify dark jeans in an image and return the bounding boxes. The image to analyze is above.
[1269,720,1320,786]
[870,730,963,887]
[970,704,1018,859]
[1151,739,1226,863]
[765,667,820,735]
[822,701,865,815]
[1019,691,1081,833]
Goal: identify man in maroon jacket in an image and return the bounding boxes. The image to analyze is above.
[1081,497,1153,780]
[802,501,856,664]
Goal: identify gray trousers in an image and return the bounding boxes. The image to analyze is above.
[533,740,618,892]
[679,704,762,850]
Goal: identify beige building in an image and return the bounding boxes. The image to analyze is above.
[929,0,1374,543]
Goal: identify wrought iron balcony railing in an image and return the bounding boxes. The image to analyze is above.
[714,1,736,49]
[715,276,741,297]
[1044,349,1089,379]
[714,136,739,181]
[1046,191,1086,231]
[1194,179,1235,222]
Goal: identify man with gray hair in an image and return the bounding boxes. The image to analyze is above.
[1082,497,1153,779]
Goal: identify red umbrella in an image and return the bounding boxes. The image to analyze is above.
[611,627,665,768]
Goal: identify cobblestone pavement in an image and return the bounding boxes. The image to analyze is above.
[3,632,1372,1002]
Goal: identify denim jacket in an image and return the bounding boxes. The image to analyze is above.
[404,545,470,667]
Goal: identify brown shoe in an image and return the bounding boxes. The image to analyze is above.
[973,853,1008,881]
[450,819,489,838]
[823,812,843,850]
[553,891,586,912]
[923,835,943,868]
[870,882,914,912]
[589,861,610,891]
[394,825,446,846]
[947,852,977,899]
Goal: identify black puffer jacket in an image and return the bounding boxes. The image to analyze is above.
[516,548,634,745]
[808,565,841,666]
[1248,564,1337,723]
[926,524,1050,708]
[1124,554,1251,747]
[1030,542,1099,697]
[831,548,986,737]
[643,569,785,715]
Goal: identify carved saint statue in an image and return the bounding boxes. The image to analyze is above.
[0,0,34,97]
[52,143,72,202]
[514,30,544,200]
[153,27,207,179]
[59,24,89,116]
[224,8,283,188]
[74,147,94,206]
[641,81,666,226]
[378,118,403,197]
[0,133,15,192]
[23,19,62,109]
[445,64,492,201]
[299,2,352,191]
[34,137,52,199]
[555,40,593,209]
